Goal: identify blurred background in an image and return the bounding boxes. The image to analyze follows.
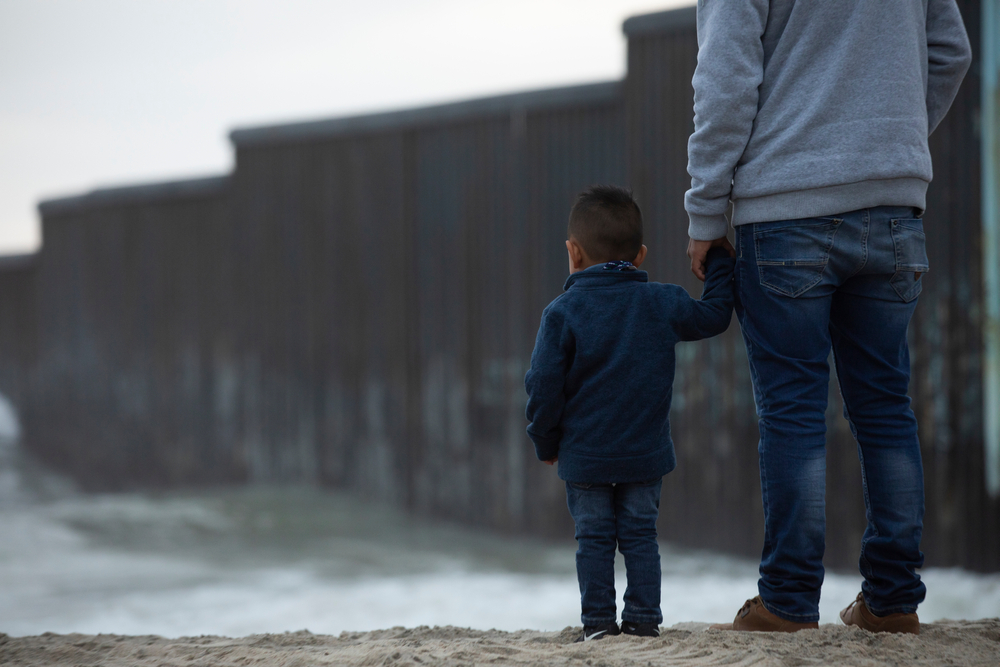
[1,0,999,637]
[0,0,679,255]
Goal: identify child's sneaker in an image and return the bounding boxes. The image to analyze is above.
[621,621,659,637]
[575,621,620,642]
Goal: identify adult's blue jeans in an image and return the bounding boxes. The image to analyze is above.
[565,478,663,625]
[735,206,928,623]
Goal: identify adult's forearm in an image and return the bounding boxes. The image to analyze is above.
[685,0,769,240]
[925,0,972,135]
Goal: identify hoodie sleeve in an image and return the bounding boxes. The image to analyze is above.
[671,247,735,342]
[524,303,573,462]
[684,0,769,241]
[925,0,972,135]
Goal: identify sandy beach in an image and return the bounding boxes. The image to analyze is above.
[3,620,999,667]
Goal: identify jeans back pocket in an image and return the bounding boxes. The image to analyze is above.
[890,218,929,302]
[754,218,841,298]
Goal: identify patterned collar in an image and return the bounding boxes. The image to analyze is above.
[602,260,636,271]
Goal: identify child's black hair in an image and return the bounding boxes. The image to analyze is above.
[568,185,643,262]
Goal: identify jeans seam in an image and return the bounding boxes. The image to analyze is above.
[737,248,774,554]
[758,417,772,554]
[833,348,878,583]
[856,211,870,276]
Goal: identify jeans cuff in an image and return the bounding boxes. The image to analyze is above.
[865,597,918,617]
[760,598,819,624]
[581,616,618,627]
[621,612,662,624]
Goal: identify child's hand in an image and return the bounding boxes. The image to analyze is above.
[543,457,558,465]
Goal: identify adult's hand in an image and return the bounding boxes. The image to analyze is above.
[687,236,735,281]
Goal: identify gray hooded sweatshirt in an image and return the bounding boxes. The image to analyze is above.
[685,0,973,240]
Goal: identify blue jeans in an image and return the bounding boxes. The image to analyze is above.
[735,206,927,623]
[565,478,663,625]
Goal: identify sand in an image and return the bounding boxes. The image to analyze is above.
[2,620,998,667]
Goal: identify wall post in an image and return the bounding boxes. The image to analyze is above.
[984,0,1000,496]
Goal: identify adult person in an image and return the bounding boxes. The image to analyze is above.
[684,0,972,633]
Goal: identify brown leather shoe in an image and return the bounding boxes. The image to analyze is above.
[710,596,818,632]
[840,592,920,634]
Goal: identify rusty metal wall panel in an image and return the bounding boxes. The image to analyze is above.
[0,254,39,412]
[24,83,623,522]
[912,0,999,571]
[984,0,1000,501]
[228,91,624,539]
[28,179,241,489]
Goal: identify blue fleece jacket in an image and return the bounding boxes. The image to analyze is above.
[524,248,735,484]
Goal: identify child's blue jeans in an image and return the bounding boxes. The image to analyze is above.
[565,478,663,626]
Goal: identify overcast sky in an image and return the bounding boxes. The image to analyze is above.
[0,0,690,254]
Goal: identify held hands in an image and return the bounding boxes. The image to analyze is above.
[687,236,735,281]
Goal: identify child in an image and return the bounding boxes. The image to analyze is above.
[525,185,734,641]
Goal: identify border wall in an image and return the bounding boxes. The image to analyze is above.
[225,82,625,533]
[5,3,996,569]
[25,177,242,486]
[0,254,38,414]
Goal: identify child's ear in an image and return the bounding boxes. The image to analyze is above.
[566,239,586,273]
[633,244,648,268]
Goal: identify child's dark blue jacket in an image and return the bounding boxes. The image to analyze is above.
[524,249,734,484]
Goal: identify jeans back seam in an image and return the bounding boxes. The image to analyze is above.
[736,250,775,556]
[832,346,878,583]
